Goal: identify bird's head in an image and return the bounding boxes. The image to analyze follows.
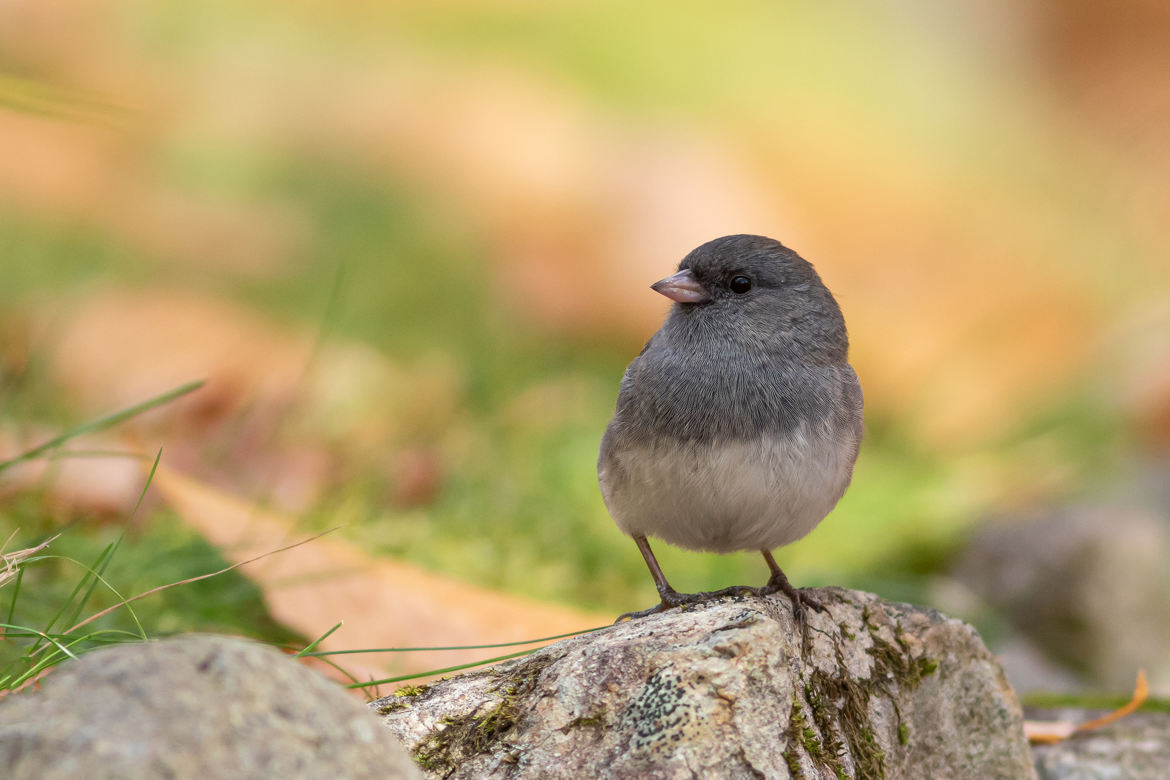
[652,234,849,360]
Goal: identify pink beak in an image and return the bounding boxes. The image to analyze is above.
[651,269,711,303]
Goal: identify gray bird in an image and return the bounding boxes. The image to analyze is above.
[598,234,864,621]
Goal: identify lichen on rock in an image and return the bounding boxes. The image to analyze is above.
[375,588,1035,779]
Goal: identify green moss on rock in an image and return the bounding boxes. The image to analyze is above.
[792,605,940,779]
[412,654,553,772]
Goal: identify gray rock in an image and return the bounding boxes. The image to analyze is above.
[374,588,1034,779]
[995,636,1088,697]
[0,634,419,780]
[1030,710,1170,779]
[955,505,1170,692]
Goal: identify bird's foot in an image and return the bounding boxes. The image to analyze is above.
[703,584,756,599]
[756,575,828,625]
[616,578,829,624]
[615,585,751,623]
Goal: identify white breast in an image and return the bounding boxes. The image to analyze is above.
[599,422,857,553]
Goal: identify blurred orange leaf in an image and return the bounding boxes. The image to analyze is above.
[149,463,608,683]
[1026,669,1148,745]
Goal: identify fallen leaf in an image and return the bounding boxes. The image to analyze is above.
[149,463,608,686]
[1025,669,1148,745]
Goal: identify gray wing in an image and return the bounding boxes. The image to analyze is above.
[597,340,650,494]
[833,363,865,463]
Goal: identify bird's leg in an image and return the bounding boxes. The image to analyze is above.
[757,549,828,623]
[616,535,704,622]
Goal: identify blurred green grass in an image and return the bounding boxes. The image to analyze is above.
[0,155,1124,622]
[0,499,300,676]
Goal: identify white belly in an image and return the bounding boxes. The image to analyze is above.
[599,423,856,553]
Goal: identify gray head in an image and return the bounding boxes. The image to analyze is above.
[652,234,849,362]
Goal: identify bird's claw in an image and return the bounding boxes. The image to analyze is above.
[614,604,664,622]
[615,585,752,623]
[616,580,827,625]
[755,579,828,624]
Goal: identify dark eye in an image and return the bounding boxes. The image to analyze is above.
[730,276,752,294]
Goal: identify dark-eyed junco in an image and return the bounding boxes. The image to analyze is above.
[598,234,864,621]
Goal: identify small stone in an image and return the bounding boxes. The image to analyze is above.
[0,635,419,780]
[1030,710,1170,779]
[955,505,1170,692]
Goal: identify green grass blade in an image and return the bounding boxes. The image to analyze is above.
[302,626,606,658]
[309,654,365,689]
[40,448,164,647]
[297,621,343,657]
[130,449,163,519]
[0,627,146,693]
[14,448,165,654]
[0,622,79,662]
[29,548,114,656]
[63,527,340,637]
[64,538,126,638]
[0,379,204,475]
[40,544,118,643]
[3,567,24,628]
[39,555,149,649]
[59,448,164,640]
[346,648,537,689]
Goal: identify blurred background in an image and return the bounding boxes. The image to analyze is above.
[2,0,1169,697]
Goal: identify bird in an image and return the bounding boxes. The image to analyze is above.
[597,234,864,622]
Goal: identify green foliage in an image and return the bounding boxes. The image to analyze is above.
[0,513,301,691]
[0,387,302,692]
[0,158,1115,616]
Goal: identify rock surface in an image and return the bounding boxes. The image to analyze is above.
[375,588,1034,779]
[1030,710,1170,779]
[0,634,419,780]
